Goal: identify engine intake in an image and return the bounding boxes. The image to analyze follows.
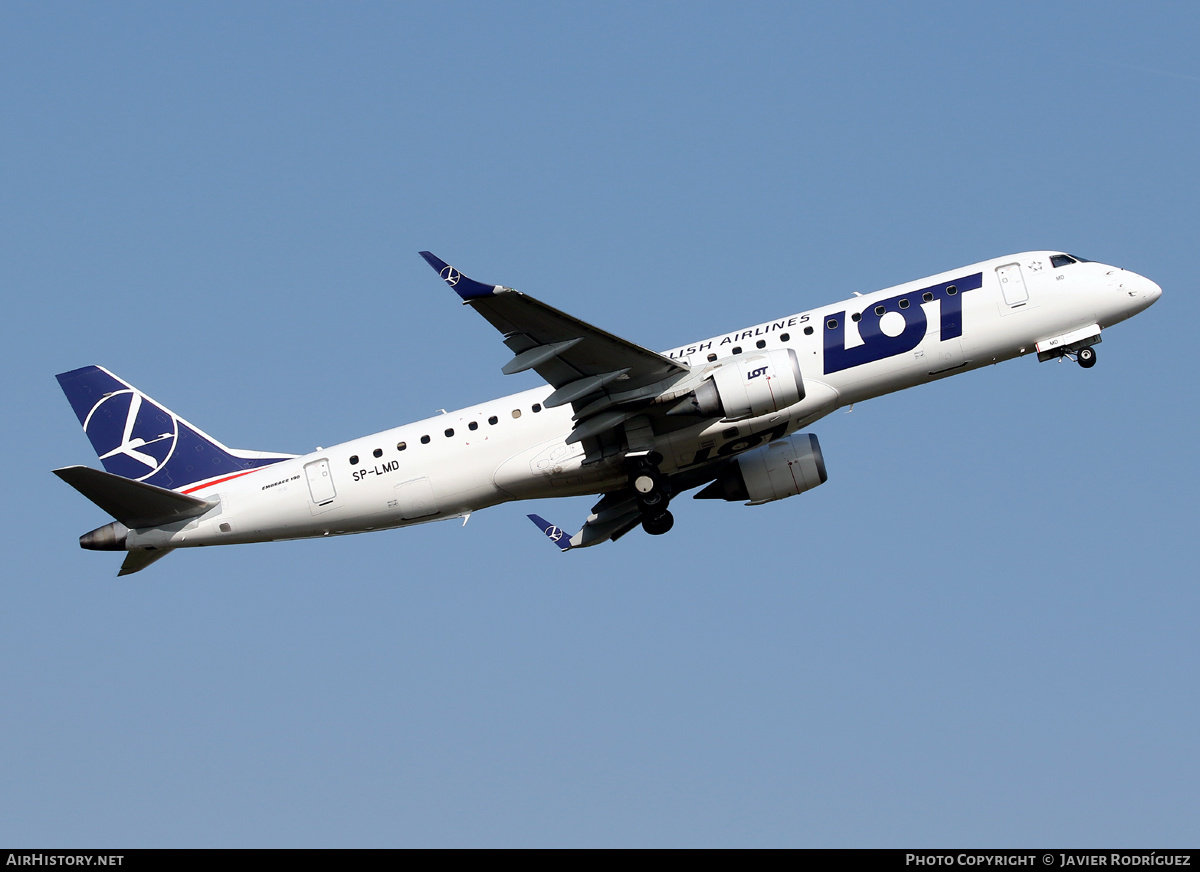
[695,433,827,505]
[692,348,804,421]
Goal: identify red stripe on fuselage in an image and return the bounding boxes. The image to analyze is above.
[181,467,264,494]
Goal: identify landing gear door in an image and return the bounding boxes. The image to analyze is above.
[304,459,337,515]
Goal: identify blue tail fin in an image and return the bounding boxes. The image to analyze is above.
[56,365,294,492]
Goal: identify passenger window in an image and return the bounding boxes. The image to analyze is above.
[875,305,885,315]
[532,404,542,413]
[851,313,861,323]
[707,353,717,362]
[826,319,838,330]
[349,455,360,465]
[397,442,406,451]
[373,448,382,458]
[947,285,958,295]
[444,428,454,438]
[732,346,742,354]
[756,339,766,348]
[488,416,498,425]
[512,409,521,419]
[923,292,933,303]
[803,326,813,335]
[420,435,430,444]
[899,299,909,309]
[468,421,478,431]
[780,333,789,342]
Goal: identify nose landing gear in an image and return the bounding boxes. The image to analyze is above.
[1036,328,1102,367]
[628,453,674,536]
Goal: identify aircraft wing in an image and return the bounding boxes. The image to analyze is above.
[420,252,692,450]
[526,456,732,551]
[527,490,644,551]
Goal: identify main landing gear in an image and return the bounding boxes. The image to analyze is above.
[628,453,674,536]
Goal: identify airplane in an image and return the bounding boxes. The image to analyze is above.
[54,250,1161,574]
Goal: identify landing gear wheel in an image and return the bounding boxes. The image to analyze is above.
[638,486,668,510]
[630,462,670,510]
[642,510,674,536]
[1077,346,1097,368]
[633,470,662,496]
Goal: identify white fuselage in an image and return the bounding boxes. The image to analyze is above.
[127,252,1160,551]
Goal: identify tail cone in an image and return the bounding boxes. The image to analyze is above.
[79,521,128,551]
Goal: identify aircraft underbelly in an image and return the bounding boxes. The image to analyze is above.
[493,439,623,499]
[396,477,438,519]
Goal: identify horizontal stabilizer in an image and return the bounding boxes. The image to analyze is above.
[119,548,174,576]
[54,466,216,529]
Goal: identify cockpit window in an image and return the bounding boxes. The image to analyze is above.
[1051,253,1093,268]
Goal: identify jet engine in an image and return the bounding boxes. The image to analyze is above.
[691,349,804,421]
[695,433,827,505]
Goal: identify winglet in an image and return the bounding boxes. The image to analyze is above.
[527,514,572,552]
[419,251,503,300]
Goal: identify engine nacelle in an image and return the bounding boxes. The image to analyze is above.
[692,348,804,421]
[695,433,827,505]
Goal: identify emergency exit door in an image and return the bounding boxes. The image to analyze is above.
[304,459,336,506]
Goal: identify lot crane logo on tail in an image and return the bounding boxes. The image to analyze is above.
[83,389,180,482]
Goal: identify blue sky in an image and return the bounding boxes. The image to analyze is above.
[3,1,1197,847]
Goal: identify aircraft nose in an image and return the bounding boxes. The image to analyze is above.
[1130,273,1162,308]
[1114,269,1162,310]
[1143,277,1163,305]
